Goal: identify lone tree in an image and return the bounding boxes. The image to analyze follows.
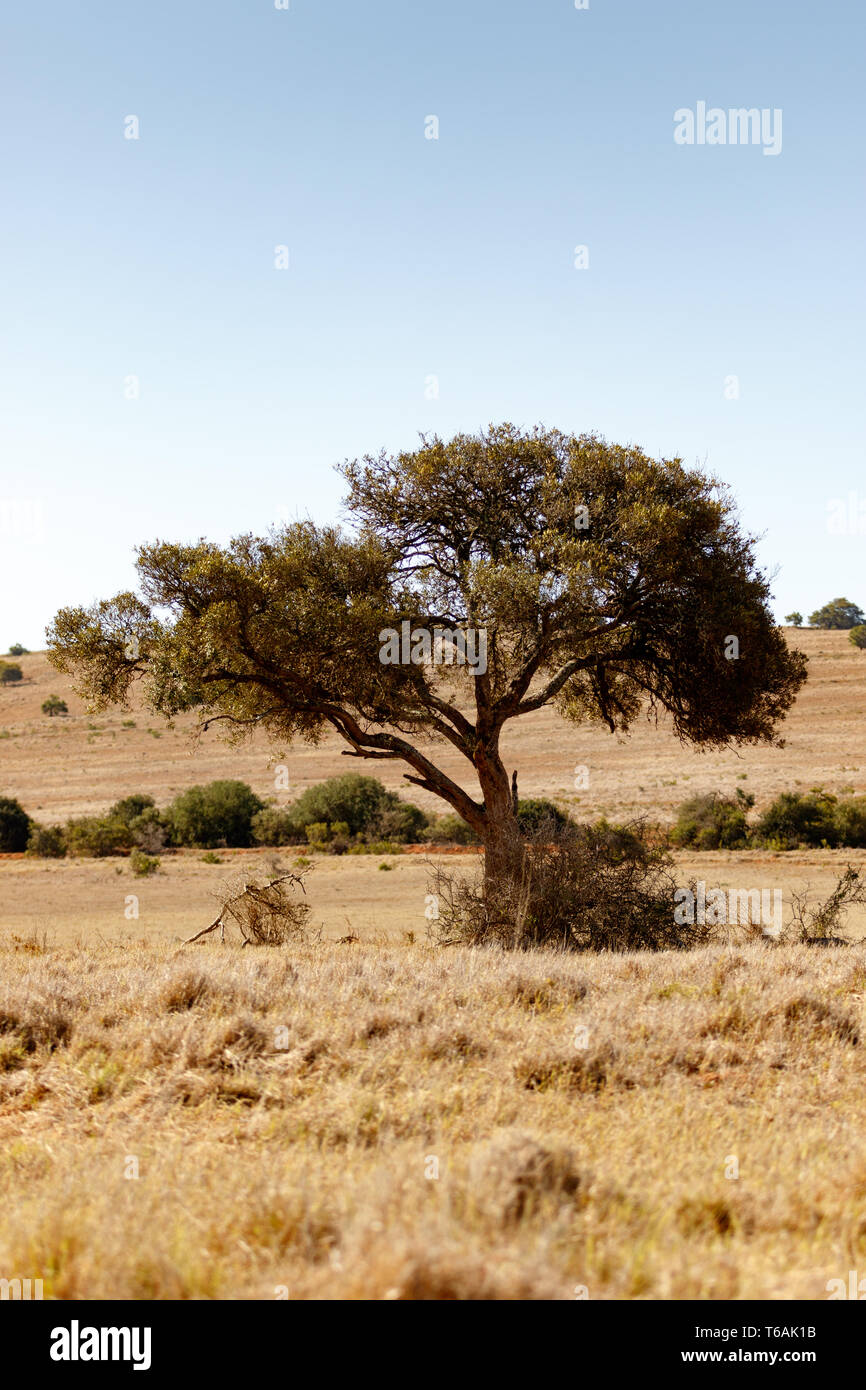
[41,694,68,717]
[784,612,803,628]
[849,624,866,652]
[808,597,865,629]
[47,424,807,907]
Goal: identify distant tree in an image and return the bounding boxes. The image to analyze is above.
[849,624,866,652]
[47,424,808,927]
[41,694,68,717]
[0,796,31,851]
[166,780,264,848]
[8,643,28,657]
[0,663,23,685]
[808,597,865,629]
[784,612,803,628]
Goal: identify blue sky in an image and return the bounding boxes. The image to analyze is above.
[2,0,863,646]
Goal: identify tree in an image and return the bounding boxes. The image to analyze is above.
[0,796,32,851]
[0,663,23,684]
[849,624,866,651]
[166,780,264,847]
[41,694,68,717]
[808,597,865,629]
[8,643,28,657]
[46,424,807,921]
[784,612,802,628]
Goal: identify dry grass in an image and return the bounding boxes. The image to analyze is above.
[2,935,866,1300]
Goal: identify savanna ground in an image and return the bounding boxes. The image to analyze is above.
[1,627,865,1298]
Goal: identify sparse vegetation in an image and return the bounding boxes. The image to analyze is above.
[41,694,68,717]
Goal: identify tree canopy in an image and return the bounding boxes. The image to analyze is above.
[809,597,865,630]
[48,424,807,853]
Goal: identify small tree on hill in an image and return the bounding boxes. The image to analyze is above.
[784,612,802,628]
[849,624,866,652]
[42,694,68,717]
[808,597,865,629]
[0,663,23,684]
[47,424,808,937]
[8,643,28,657]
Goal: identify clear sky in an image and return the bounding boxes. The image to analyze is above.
[2,0,863,647]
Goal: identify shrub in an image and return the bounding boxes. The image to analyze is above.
[427,813,481,845]
[7,643,28,657]
[41,695,68,717]
[129,848,160,877]
[515,798,571,836]
[26,823,67,858]
[109,794,155,825]
[671,791,753,850]
[0,664,23,684]
[286,774,392,837]
[129,807,169,853]
[373,800,429,843]
[250,807,302,847]
[832,797,866,849]
[808,597,865,629]
[65,815,133,857]
[0,796,32,852]
[753,790,839,850]
[849,625,866,651]
[166,780,264,848]
[304,822,331,846]
[427,820,706,952]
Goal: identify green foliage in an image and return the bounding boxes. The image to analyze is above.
[287,775,393,837]
[808,597,865,629]
[166,780,264,848]
[373,800,429,843]
[304,822,330,846]
[671,791,753,850]
[7,643,28,657]
[26,823,67,858]
[754,790,839,849]
[41,695,68,717]
[129,848,160,877]
[784,612,802,628]
[427,813,481,845]
[832,797,866,848]
[109,794,156,825]
[0,796,32,852]
[250,807,299,847]
[849,625,866,651]
[0,663,23,684]
[515,798,571,836]
[65,815,132,857]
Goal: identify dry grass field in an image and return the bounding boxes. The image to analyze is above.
[2,938,866,1300]
[1,627,866,1300]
